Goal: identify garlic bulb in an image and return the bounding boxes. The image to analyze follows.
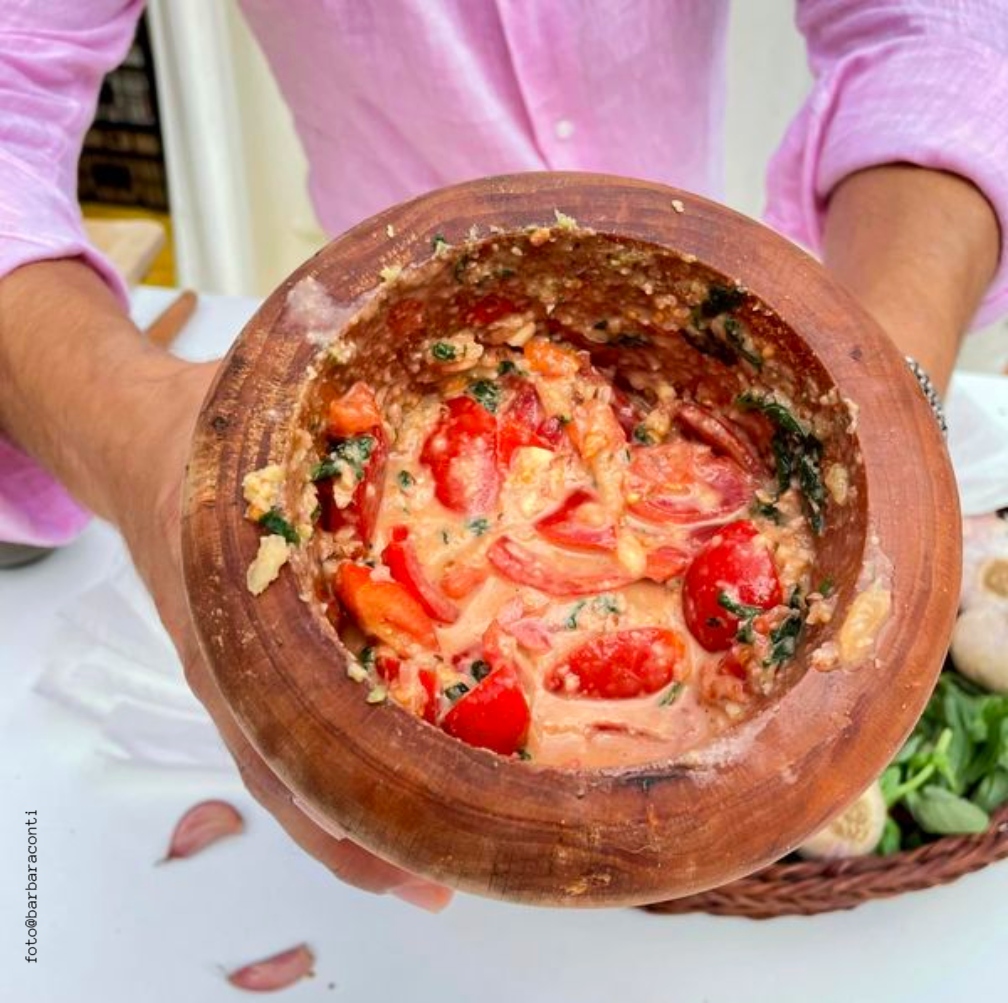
[953,514,1008,693]
[797,780,887,860]
[951,603,1008,694]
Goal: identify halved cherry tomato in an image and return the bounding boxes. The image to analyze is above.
[441,664,530,755]
[674,402,764,475]
[420,397,500,515]
[439,561,490,599]
[382,526,459,623]
[334,562,439,656]
[487,536,636,596]
[376,653,401,682]
[497,381,561,465]
[318,427,388,544]
[546,628,686,699]
[327,382,382,438]
[535,489,616,552]
[682,520,782,652]
[626,440,750,525]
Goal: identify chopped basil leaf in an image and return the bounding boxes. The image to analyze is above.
[700,283,745,319]
[470,659,492,682]
[717,591,763,621]
[359,646,376,668]
[466,517,491,536]
[750,498,782,523]
[467,378,502,413]
[723,316,763,369]
[737,391,810,439]
[818,577,835,598]
[445,682,470,702]
[737,392,826,536]
[764,589,806,667]
[397,469,415,490]
[658,682,683,707]
[431,341,458,361]
[259,508,299,545]
[431,233,449,253]
[311,434,375,482]
[516,748,533,761]
[565,600,587,630]
[310,503,322,524]
[497,359,519,376]
[593,594,621,616]
[632,423,655,445]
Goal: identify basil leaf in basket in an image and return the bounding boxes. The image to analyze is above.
[905,785,990,836]
[973,769,1008,814]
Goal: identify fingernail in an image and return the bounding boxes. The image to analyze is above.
[392,880,454,913]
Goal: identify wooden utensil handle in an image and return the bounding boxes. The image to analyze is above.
[146,289,197,349]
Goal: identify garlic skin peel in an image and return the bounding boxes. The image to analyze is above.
[798,781,887,860]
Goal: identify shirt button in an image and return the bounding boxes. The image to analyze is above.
[554,119,575,141]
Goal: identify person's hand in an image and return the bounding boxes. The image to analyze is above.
[111,354,452,912]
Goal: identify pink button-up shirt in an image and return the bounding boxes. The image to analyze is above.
[3,0,1008,545]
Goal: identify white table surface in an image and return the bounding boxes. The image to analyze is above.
[2,286,1005,1003]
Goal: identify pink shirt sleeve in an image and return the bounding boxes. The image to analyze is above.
[0,1,142,547]
[765,0,1008,328]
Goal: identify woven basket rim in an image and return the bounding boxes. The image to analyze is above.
[644,803,1008,919]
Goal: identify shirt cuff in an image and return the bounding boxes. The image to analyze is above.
[765,36,1008,329]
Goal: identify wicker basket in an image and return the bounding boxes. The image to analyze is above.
[645,804,1008,919]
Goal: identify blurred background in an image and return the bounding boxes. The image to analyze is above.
[81,0,1005,369]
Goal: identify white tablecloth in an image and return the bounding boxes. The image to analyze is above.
[2,287,1004,1003]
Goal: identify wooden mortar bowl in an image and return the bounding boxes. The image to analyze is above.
[182,173,960,907]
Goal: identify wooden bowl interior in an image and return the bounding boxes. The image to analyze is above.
[183,173,959,907]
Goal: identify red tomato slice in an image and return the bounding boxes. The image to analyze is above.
[326,382,382,438]
[381,527,460,623]
[334,562,439,656]
[420,396,500,515]
[546,628,686,699]
[439,561,490,600]
[611,387,643,438]
[441,664,530,756]
[497,381,559,465]
[318,426,388,544]
[674,402,764,475]
[419,667,438,724]
[626,440,750,525]
[642,544,692,583]
[535,489,617,552]
[487,536,636,596]
[682,520,783,652]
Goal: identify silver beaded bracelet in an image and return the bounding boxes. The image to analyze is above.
[905,356,948,436]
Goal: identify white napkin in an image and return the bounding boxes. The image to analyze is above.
[35,551,231,771]
[946,372,1008,517]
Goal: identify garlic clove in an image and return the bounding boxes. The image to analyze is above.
[161,799,244,862]
[226,944,315,993]
[797,780,887,860]
[951,604,1008,694]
